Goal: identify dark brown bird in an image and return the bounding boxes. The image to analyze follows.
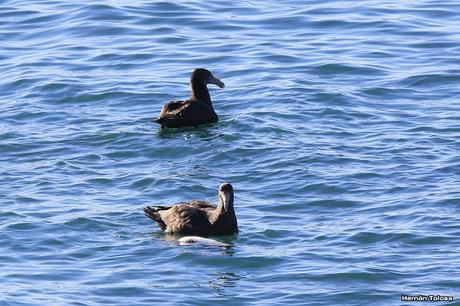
[153,68,225,128]
[144,183,238,236]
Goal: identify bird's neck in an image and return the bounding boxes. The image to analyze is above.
[210,201,235,224]
[190,78,211,105]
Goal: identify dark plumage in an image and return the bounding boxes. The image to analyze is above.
[144,183,238,236]
[153,68,225,128]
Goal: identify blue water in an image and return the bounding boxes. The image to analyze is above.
[1,0,460,305]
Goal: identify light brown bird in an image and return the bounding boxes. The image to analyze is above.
[144,183,238,236]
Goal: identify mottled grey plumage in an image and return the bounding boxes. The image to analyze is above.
[144,183,237,236]
[153,68,225,128]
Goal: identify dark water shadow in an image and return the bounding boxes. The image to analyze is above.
[198,271,245,297]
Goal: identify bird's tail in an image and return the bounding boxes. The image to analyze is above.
[152,117,166,128]
[143,206,167,231]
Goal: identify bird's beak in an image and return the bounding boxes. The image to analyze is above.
[207,75,225,88]
[219,189,233,213]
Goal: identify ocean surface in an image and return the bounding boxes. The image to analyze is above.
[1,0,460,305]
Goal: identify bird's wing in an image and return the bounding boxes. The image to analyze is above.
[158,100,190,118]
[160,203,213,234]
